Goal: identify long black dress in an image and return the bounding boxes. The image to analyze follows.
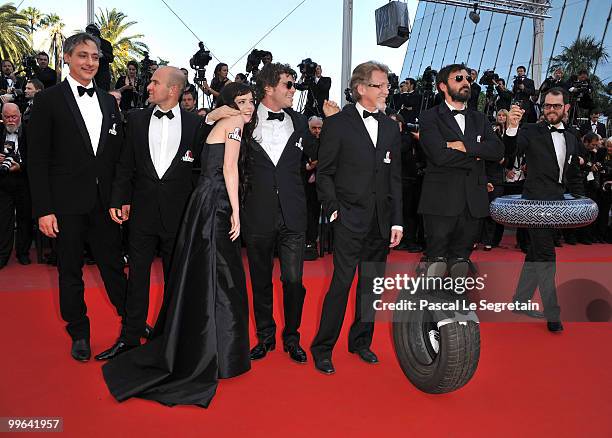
[102,142,251,408]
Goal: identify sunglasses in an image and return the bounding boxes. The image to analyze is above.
[367,83,391,90]
[280,81,296,89]
[453,75,468,83]
[543,103,564,110]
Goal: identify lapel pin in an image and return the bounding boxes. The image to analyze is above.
[109,123,117,135]
[384,151,391,164]
[295,137,303,151]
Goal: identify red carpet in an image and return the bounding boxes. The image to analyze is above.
[1,237,611,437]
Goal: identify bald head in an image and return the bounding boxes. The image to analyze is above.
[2,103,21,132]
[147,66,186,109]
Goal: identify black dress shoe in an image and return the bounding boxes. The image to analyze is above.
[547,321,564,332]
[314,358,335,374]
[284,344,307,363]
[512,308,545,319]
[94,340,137,361]
[249,341,275,360]
[71,339,91,362]
[17,255,31,265]
[350,348,379,364]
[142,324,154,340]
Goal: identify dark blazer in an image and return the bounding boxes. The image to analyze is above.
[505,122,581,200]
[111,107,205,234]
[242,107,312,235]
[27,80,123,218]
[579,121,606,138]
[467,82,481,111]
[417,103,504,218]
[316,104,403,238]
[0,125,27,171]
[306,76,331,115]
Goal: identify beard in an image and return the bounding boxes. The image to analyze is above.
[5,125,18,134]
[449,85,471,103]
[376,101,387,112]
[545,111,565,125]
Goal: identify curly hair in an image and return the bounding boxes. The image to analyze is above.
[254,62,296,101]
[215,82,258,207]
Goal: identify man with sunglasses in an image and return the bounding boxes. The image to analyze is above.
[418,64,503,277]
[311,61,403,374]
[505,88,581,332]
[245,62,337,364]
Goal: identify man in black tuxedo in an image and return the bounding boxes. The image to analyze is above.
[418,64,504,270]
[33,52,58,90]
[394,78,422,125]
[0,103,32,268]
[245,62,325,364]
[579,111,606,138]
[95,66,206,360]
[506,88,582,332]
[303,64,331,119]
[27,33,127,362]
[467,69,481,111]
[311,61,403,374]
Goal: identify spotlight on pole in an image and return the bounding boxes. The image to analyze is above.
[469,3,480,24]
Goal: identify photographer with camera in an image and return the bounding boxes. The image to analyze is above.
[394,78,421,125]
[115,60,139,112]
[568,69,594,125]
[512,65,537,122]
[33,52,57,90]
[296,59,331,119]
[1,60,26,106]
[200,63,231,107]
[579,110,606,138]
[0,103,32,269]
[467,69,481,111]
[539,68,568,100]
[581,132,607,243]
[86,24,114,91]
[493,78,512,112]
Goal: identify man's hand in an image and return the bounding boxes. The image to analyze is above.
[508,104,524,128]
[579,156,585,166]
[390,229,403,248]
[305,159,318,171]
[39,214,59,238]
[322,100,340,117]
[487,182,494,193]
[411,131,420,141]
[0,153,5,163]
[9,162,20,172]
[447,141,466,152]
[109,205,130,224]
[206,105,241,123]
[506,169,516,180]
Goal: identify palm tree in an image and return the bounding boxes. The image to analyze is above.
[0,3,30,65]
[549,36,609,76]
[22,6,43,45]
[41,13,65,79]
[95,8,148,82]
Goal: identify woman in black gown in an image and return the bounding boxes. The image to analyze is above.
[102,83,256,408]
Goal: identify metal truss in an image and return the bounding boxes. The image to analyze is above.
[420,0,552,20]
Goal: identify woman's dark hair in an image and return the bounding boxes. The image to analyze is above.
[127,60,138,71]
[215,82,257,206]
[211,63,229,93]
[235,73,248,83]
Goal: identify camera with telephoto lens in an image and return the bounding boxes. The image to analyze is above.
[479,70,499,86]
[190,42,212,85]
[388,73,399,92]
[422,66,437,85]
[245,49,272,74]
[295,58,318,90]
[0,141,20,177]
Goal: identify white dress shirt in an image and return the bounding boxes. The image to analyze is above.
[445,100,466,134]
[66,74,102,155]
[355,101,379,146]
[253,103,294,166]
[148,103,182,178]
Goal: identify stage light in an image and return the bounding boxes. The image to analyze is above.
[469,3,480,24]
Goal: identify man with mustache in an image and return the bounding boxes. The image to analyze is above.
[418,64,504,274]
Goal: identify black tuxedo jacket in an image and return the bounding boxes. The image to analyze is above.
[317,104,402,238]
[417,103,504,218]
[306,76,331,114]
[111,107,205,234]
[33,66,58,90]
[505,122,581,200]
[242,107,312,235]
[27,80,123,218]
[467,82,481,111]
[579,121,606,138]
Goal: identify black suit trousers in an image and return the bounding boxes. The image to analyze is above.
[0,174,32,260]
[311,212,389,360]
[305,181,320,244]
[422,208,480,260]
[244,203,306,346]
[514,228,561,321]
[121,214,177,344]
[55,193,127,340]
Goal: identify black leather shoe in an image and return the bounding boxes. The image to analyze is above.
[249,341,275,360]
[547,321,564,332]
[142,324,154,340]
[284,344,307,363]
[512,308,545,319]
[17,255,31,265]
[351,348,379,364]
[94,340,137,361]
[314,358,335,374]
[71,339,91,362]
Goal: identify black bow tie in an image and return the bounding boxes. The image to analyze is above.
[450,108,466,116]
[154,109,175,120]
[267,111,285,121]
[363,110,382,120]
[77,86,95,97]
[549,126,565,133]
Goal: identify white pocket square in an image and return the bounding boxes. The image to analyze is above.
[476,135,482,143]
[109,123,117,136]
[181,150,194,162]
[295,137,303,151]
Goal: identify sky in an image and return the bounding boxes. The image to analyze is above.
[20,0,419,106]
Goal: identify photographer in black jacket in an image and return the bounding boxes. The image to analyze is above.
[33,52,57,90]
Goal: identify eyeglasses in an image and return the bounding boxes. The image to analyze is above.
[543,103,564,110]
[453,75,468,83]
[367,83,391,90]
[280,81,295,89]
[3,115,19,121]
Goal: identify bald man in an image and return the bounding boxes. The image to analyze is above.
[95,66,206,360]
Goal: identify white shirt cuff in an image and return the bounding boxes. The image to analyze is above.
[330,211,338,222]
[391,225,403,232]
[204,115,214,126]
[506,126,518,137]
